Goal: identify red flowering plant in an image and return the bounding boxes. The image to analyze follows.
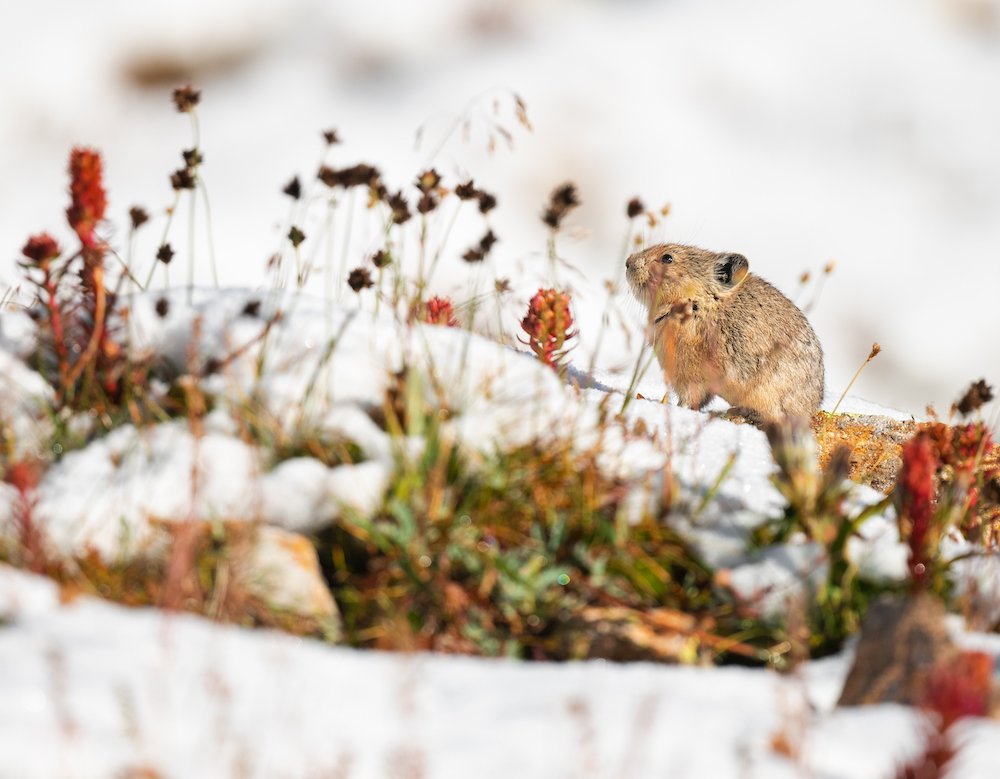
[419,296,459,327]
[896,433,941,591]
[66,147,107,250]
[894,650,995,778]
[18,147,147,419]
[921,419,998,547]
[895,412,999,593]
[519,288,576,375]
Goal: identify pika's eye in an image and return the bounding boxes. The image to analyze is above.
[659,253,673,264]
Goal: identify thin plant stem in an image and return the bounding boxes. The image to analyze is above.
[338,190,356,304]
[144,192,181,289]
[620,343,658,415]
[832,343,881,415]
[426,201,462,287]
[547,231,559,285]
[187,187,196,305]
[198,180,219,287]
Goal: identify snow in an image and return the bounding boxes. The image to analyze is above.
[2,1,1000,775]
[4,563,999,779]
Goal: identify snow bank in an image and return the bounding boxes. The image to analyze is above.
[3,563,998,779]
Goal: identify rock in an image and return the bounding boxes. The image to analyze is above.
[838,592,956,707]
[812,413,919,493]
[238,525,341,641]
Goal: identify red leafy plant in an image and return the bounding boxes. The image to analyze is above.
[519,288,575,374]
[19,147,148,418]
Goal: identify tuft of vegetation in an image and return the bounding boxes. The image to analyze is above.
[320,391,770,662]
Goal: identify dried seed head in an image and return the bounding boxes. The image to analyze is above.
[322,129,340,145]
[282,176,302,200]
[347,267,374,292]
[156,243,175,265]
[241,299,261,318]
[462,229,498,263]
[21,233,62,265]
[416,168,441,193]
[954,379,994,417]
[170,168,196,191]
[387,191,411,225]
[868,343,882,361]
[416,192,439,214]
[182,148,203,167]
[799,271,811,285]
[479,229,497,254]
[129,206,150,230]
[542,182,580,229]
[317,163,381,189]
[455,180,478,200]
[626,197,644,219]
[371,249,391,269]
[514,94,533,131]
[155,297,170,318]
[370,181,388,204]
[477,191,497,214]
[172,85,201,113]
[495,277,512,295]
[288,226,305,248]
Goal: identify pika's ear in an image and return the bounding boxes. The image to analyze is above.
[715,253,749,288]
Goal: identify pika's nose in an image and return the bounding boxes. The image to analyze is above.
[625,256,634,271]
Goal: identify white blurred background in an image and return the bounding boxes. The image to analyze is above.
[2,0,999,420]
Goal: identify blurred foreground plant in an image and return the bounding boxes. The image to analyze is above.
[894,650,995,778]
[19,148,152,427]
[752,418,892,654]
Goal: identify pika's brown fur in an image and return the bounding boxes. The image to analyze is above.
[625,243,824,421]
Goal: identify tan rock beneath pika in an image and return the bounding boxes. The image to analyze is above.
[625,243,824,422]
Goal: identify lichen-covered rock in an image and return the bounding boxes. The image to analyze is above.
[812,412,920,492]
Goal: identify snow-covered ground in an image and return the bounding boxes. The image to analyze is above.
[1,0,999,419]
[3,563,1000,779]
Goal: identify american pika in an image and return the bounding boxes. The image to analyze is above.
[625,243,824,421]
